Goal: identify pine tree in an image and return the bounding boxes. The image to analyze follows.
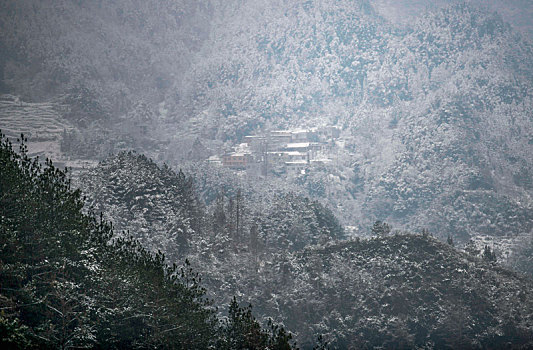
[482,245,497,262]
[371,221,392,236]
[1,132,293,348]
[213,192,227,229]
[0,133,219,348]
[218,297,295,350]
[447,235,454,246]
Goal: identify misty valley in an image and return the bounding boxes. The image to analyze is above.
[1,0,533,349]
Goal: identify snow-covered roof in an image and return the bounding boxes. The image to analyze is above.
[234,143,251,152]
[285,151,306,156]
[291,128,309,134]
[285,142,311,148]
[310,158,332,163]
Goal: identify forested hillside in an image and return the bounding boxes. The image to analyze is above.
[173,1,533,242]
[2,1,533,347]
[0,133,296,349]
[77,152,344,310]
[274,234,533,348]
[75,148,533,348]
[0,0,210,110]
[1,0,532,244]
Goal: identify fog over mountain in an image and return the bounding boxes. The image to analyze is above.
[373,0,533,36]
[1,0,533,348]
[165,0,533,241]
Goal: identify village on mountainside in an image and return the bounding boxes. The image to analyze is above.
[208,126,342,176]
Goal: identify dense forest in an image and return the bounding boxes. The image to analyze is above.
[2,0,533,348]
[0,132,296,349]
[3,134,532,348]
[76,148,533,348]
[2,1,532,244]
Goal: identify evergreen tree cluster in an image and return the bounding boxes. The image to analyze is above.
[281,233,533,348]
[0,133,295,349]
[79,151,205,260]
[218,297,294,350]
[209,190,345,253]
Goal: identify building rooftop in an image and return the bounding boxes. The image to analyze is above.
[310,158,332,163]
[285,142,311,148]
[227,152,250,157]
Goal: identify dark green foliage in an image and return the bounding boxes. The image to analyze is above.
[1,134,98,348]
[218,297,296,350]
[446,235,454,246]
[311,201,345,242]
[0,132,300,348]
[219,297,269,349]
[312,335,329,350]
[212,192,228,234]
[0,315,33,349]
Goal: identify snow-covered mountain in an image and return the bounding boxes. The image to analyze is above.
[2,0,532,253]
[77,151,345,257]
[165,2,533,242]
[2,0,532,247]
[3,1,533,345]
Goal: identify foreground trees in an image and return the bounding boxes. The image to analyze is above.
[0,133,294,349]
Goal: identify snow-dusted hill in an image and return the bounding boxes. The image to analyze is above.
[3,1,533,347]
[3,0,531,251]
[74,150,533,348]
[274,234,533,348]
[2,0,532,245]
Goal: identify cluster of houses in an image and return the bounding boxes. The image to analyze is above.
[208,126,341,175]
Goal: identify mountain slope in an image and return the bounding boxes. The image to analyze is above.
[167,2,533,242]
[76,151,533,348]
[0,0,211,115]
[2,1,532,244]
[355,5,533,239]
[263,234,533,348]
[0,134,218,349]
[77,151,204,260]
[77,151,345,258]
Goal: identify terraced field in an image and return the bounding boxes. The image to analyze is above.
[0,94,74,160]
